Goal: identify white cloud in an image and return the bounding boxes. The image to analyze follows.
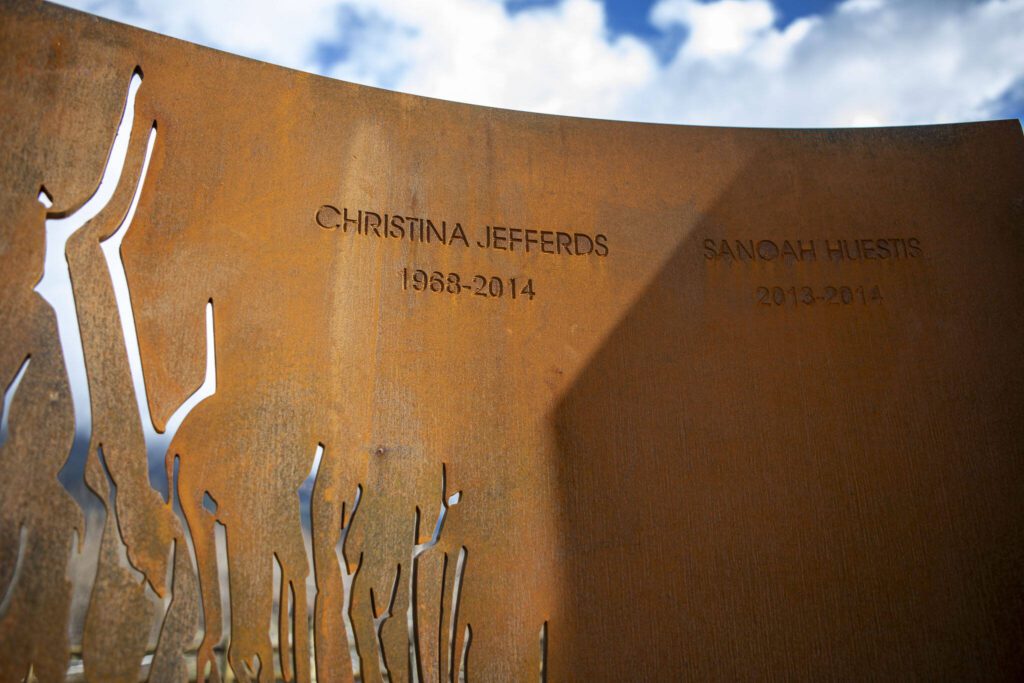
[643,0,1024,126]
[651,0,778,60]
[72,0,345,74]
[839,0,887,14]
[57,0,1024,127]
[325,0,656,117]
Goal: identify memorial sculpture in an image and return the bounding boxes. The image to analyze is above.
[1,1,1024,680]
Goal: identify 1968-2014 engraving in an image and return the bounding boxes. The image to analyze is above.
[401,268,536,301]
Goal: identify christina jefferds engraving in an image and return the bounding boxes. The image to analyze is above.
[317,205,610,257]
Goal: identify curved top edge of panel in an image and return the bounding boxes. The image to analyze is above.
[27,0,1024,142]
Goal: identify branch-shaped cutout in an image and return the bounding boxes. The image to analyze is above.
[415,464,462,556]
[370,564,402,683]
[458,624,471,683]
[447,547,468,683]
[539,621,548,683]
[270,553,291,682]
[407,462,464,679]
[409,463,463,682]
[437,552,449,681]
[334,484,364,681]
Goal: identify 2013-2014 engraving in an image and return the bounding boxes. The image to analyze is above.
[755,285,884,307]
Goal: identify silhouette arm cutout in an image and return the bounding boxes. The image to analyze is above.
[75,113,153,245]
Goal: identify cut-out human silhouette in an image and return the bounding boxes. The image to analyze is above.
[0,188,83,683]
[61,70,201,682]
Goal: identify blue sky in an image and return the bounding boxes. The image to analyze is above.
[574,0,860,63]
[58,0,1024,128]
[574,0,837,37]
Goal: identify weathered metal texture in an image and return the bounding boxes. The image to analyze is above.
[2,0,1024,680]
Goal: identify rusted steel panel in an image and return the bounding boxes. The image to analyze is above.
[1,1,1023,680]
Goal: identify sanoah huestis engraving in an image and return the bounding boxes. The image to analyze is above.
[704,237,922,262]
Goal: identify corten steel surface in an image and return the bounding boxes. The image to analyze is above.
[2,1,1024,681]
